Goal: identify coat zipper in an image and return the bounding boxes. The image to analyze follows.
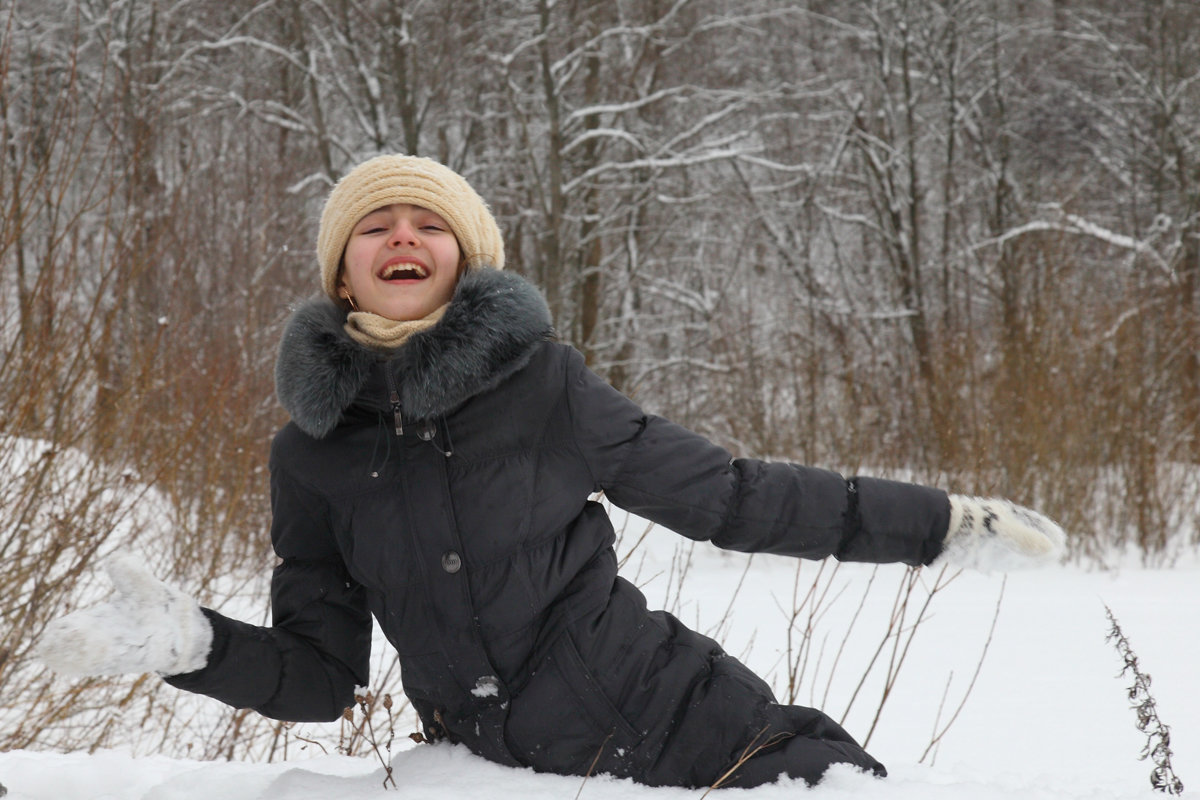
[384,368,404,436]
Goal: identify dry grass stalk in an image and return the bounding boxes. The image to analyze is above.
[1104,605,1184,796]
[700,725,794,797]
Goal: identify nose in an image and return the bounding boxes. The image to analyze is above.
[388,218,420,248]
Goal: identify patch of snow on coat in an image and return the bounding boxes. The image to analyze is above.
[471,676,500,698]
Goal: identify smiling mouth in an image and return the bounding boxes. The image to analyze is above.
[380,262,429,281]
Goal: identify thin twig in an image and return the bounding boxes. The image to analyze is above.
[575,733,614,800]
[919,575,1005,763]
[699,725,793,797]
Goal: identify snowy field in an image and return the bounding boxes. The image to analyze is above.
[2,512,1196,800]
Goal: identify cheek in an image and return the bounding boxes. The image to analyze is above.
[343,238,368,267]
[438,239,463,269]
[341,241,373,282]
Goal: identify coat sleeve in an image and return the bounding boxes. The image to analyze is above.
[165,433,371,722]
[562,348,949,566]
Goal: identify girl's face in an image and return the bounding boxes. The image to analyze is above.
[340,203,462,321]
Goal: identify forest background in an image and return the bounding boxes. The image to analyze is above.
[3,0,1199,767]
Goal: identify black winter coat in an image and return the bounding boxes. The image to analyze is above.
[168,268,950,787]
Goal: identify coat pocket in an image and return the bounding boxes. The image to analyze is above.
[504,631,643,777]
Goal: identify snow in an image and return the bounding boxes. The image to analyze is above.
[470,676,501,699]
[2,513,1195,799]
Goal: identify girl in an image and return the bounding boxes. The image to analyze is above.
[37,154,1064,788]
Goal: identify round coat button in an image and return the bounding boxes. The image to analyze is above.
[441,551,462,573]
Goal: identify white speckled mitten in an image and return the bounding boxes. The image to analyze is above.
[34,556,212,677]
[935,496,1066,571]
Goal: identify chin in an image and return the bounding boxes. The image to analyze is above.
[379,304,435,321]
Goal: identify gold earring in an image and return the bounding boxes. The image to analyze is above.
[342,292,360,312]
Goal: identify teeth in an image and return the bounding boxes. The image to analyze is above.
[382,263,427,280]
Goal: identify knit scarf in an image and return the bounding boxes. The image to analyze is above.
[344,304,448,351]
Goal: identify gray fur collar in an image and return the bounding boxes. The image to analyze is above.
[275,268,554,439]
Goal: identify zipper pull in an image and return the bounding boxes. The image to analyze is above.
[390,390,404,436]
[384,368,404,436]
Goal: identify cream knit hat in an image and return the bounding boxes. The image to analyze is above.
[317,154,505,301]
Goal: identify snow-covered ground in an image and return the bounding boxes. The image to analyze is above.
[2,514,1195,800]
